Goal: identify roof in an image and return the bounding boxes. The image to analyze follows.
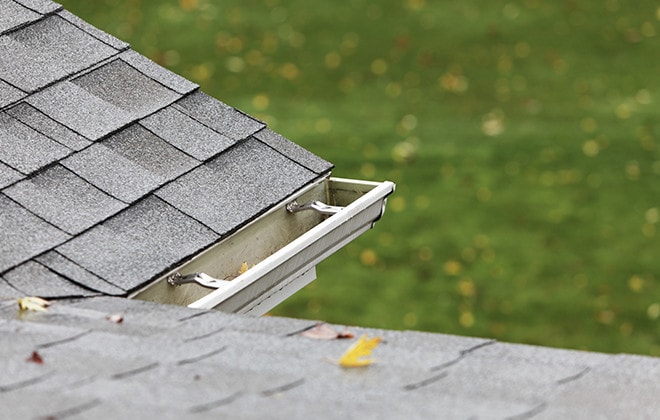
[1,296,659,419]
[1,2,659,417]
[0,0,333,298]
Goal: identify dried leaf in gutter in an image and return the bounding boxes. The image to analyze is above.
[338,335,382,368]
[300,323,354,340]
[17,297,51,312]
[238,261,250,275]
[26,351,44,364]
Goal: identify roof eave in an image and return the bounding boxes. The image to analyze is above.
[131,177,395,315]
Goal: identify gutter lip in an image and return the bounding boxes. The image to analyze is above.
[187,177,395,312]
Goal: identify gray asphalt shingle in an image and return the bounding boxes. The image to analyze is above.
[0,277,21,297]
[14,0,62,14]
[62,124,199,203]
[0,15,117,92]
[0,160,23,188]
[57,8,128,50]
[57,196,219,291]
[27,58,182,141]
[0,111,70,174]
[119,49,197,95]
[0,0,40,35]
[156,137,318,236]
[73,58,180,115]
[0,79,26,108]
[36,251,125,295]
[26,80,132,140]
[254,128,334,174]
[3,260,96,298]
[174,91,265,141]
[6,102,90,150]
[4,164,127,234]
[140,105,234,161]
[0,194,69,273]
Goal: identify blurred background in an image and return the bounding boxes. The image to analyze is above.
[59,0,660,355]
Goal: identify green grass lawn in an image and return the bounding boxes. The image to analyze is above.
[59,0,660,355]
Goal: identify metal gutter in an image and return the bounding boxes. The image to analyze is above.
[132,177,394,315]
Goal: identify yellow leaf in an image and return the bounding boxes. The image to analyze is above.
[17,297,51,312]
[179,0,198,11]
[338,335,382,368]
[238,261,249,275]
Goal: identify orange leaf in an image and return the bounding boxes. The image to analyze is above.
[336,329,355,339]
[338,335,382,368]
[26,351,43,364]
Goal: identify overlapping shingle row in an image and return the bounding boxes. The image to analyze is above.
[1,296,658,418]
[0,0,333,299]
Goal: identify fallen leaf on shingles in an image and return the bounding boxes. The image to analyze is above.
[26,351,43,364]
[17,297,51,312]
[338,335,382,368]
[238,261,250,275]
[300,323,354,340]
[336,329,355,339]
[106,314,124,324]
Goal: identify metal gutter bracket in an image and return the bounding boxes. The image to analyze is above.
[167,272,232,290]
[286,200,344,216]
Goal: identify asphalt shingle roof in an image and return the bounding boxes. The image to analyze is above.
[4,164,127,234]
[0,296,658,419]
[0,14,118,92]
[57,196,220,291]
[155,138,317,236]
[6,102,90,150]
[1,2,657,417]
[0,194,70,273]
[0,111,71,173]
[0,0,333,297]
[141,106,234,161]
[0,0,41,35]
[0,160,23,188]
[0,79,25,107]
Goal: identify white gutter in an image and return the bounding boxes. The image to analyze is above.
[132,177,394,316]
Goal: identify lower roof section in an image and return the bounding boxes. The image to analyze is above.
[0,296,657,418]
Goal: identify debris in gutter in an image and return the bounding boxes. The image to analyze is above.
[226,261,251,280]
[238,261,250,276]
[169,262,252,288]
[337,335,382,368]
[299,322,355,340]
[17,297,51,312]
